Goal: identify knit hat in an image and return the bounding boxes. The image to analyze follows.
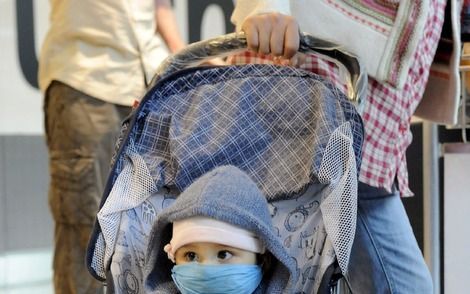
[163,216,265,262]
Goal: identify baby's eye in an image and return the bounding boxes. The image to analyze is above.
[217,250,233,260]
[184,251,198,262]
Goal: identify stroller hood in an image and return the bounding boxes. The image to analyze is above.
[144,165,297,293]
[86,64,364,293]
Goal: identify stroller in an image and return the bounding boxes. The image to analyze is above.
[86,33,366,293]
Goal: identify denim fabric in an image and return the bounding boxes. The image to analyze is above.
[45,81,131,294]
[345,182,433,294]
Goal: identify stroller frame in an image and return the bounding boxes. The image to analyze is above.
[86,33,366,294]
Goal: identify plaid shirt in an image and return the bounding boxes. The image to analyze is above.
[229,0,446,196]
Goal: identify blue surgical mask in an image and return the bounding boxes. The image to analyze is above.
[171,263,262,294]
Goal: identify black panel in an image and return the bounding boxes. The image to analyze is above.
[187,0,235,43]
[16,0,38,89]
[403,123,424,251]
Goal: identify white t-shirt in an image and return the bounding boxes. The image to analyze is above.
[39,0,169,106]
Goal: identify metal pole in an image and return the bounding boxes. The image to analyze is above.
[422,121,440,294]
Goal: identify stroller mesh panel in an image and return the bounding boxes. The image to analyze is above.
[131,65,362,199]
[318,123,357,273]
[96,143,158,275]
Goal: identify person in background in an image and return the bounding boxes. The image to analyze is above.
[230,0,446,293]
[38,0,185,293]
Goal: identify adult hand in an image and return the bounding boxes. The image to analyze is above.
[203,57,227,66]
[241,13,303,66]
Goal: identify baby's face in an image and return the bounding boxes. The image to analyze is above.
[174,242,257,265]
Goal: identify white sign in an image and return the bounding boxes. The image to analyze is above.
[444,146,470,293]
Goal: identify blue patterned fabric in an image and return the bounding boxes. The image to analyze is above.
[115,64,363,200]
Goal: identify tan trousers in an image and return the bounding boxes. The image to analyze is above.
[45,81,131,294]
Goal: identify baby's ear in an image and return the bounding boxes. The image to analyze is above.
[163,243,176,263]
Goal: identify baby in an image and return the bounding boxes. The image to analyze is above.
[164,216,267,294]
[144,165,297,294]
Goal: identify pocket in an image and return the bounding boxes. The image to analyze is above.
[49,150,102,225]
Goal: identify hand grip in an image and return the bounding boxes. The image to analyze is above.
[151,32,367,106]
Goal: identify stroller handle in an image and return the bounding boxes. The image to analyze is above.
[151,32,367,106]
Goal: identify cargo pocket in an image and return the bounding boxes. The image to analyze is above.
[49,150,102,225]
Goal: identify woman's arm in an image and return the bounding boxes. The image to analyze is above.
[155,0,185,53]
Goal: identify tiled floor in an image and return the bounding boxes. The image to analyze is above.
[0,249,53,294]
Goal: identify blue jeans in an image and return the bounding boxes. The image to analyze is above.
[345,182,433,294]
